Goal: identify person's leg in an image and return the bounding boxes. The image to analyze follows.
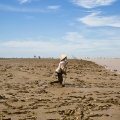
[50,72,60,84]
[50,80,59,84]
[62,78,65,86]
[58,73,63,84]
[62,74,66,87]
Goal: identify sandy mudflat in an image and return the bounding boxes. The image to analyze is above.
[0,58,120,120]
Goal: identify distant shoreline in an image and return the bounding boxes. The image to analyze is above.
[84,58,120,74]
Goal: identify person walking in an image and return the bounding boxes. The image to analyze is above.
[55,54,68,87]
[50,54,68,87]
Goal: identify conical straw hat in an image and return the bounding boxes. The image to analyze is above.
[60,54,67,61]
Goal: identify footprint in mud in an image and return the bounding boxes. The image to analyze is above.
[18,112,37,120]
[1,116,11,120]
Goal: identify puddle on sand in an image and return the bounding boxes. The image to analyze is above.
[106,109,120,116]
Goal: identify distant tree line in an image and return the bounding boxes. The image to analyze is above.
[34,55,53,59]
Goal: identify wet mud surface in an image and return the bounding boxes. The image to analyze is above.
[0,58,120,120]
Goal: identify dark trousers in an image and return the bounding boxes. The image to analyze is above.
[58,73,63,84]
[50,73,63,84]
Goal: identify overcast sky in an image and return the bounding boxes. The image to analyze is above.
[0,0,120,58]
